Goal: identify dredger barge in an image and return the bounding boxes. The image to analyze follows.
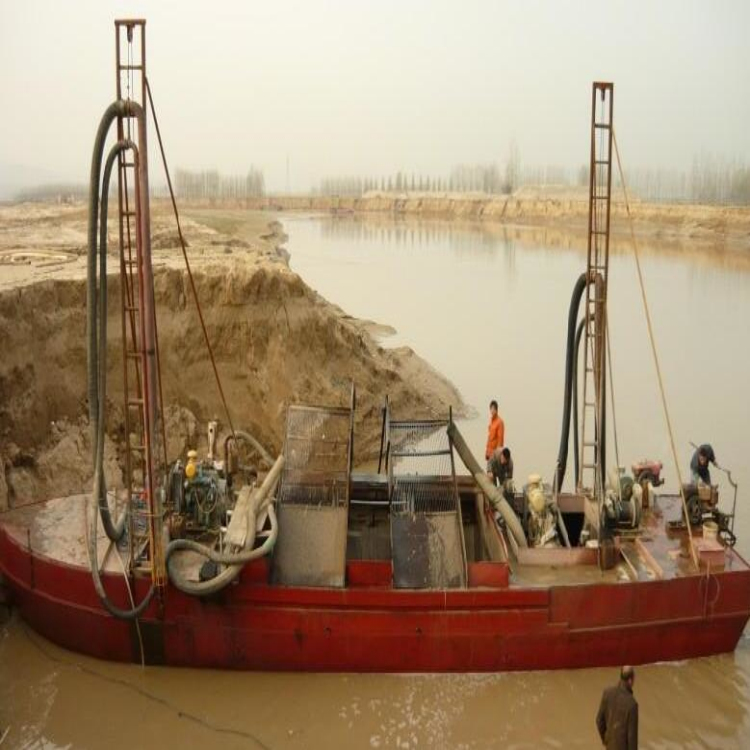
[1,20,748,672]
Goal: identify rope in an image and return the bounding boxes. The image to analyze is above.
[612,129,699,570]
[152,304,169,470]
[606,313,621,490]
[143,76,237,439]
[114,544,145,668]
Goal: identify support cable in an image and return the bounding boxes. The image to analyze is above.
[144,76,237,438]
[606,314,621,483]
[612,129,699,569]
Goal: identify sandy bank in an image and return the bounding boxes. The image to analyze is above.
[234,187,750,255]
[0,203,464,510]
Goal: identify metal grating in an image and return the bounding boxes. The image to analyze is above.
[388,418,467,589]
[278,404,352,508]
[272,399,354,588]
[389,420,457,515]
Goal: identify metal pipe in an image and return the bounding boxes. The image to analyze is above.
[447,420,528,548]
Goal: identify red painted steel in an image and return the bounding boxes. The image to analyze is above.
[2,525,748,672]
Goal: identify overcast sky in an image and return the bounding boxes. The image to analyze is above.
[1,0,749,192]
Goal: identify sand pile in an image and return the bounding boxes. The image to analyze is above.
[0,205,464,510]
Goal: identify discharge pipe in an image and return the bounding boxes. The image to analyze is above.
[447,420,528,549]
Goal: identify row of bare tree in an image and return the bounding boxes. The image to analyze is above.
[172,167,265,201]
[317,153,750,205]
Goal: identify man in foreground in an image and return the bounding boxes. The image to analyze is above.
[596,665,638,749]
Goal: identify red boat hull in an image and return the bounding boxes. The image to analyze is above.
[2,526,749,672]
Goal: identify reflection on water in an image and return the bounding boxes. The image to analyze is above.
[1,212,749,749]
[319,215,521,260]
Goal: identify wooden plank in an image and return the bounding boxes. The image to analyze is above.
[635,537,665,579]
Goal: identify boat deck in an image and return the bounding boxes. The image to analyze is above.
[1,495,123,572]
[2,481,747,590]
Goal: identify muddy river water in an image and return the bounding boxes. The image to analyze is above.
[2,213,750,748]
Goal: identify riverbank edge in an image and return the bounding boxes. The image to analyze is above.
[183,192,750,254]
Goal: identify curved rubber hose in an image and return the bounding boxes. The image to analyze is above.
[447,420,528,548]
[572,315,588,488]
[85,102,156,619]
[87,101,129,445]
[555,274,590,491]
[94,139,135,542]
[88,467,155,619]
[166,456,284,596]
[225,429,274,469]
[87,100,128,540]
[167,506,278,597]
[167,504,279,596]
[88,100,145,542]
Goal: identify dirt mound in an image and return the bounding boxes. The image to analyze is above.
[0,232,464,509]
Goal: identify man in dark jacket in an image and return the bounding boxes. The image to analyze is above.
[488,446,513,488]
[690,443,716,485]
[596,666,638,749]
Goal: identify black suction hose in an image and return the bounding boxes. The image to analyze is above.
[94,138,137,542]
[572,316,587,488]
[555,274,589,490]
[88,464,156,619]
[86,103,155,619]
[88,100,131,542]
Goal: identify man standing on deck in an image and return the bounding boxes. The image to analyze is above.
[596,666,638,750]
[690,443,716,485]
[485,400,505,470]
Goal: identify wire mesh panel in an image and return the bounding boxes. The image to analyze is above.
[272,404,353,588]
[278,405,352,508]
[389,420,467,589]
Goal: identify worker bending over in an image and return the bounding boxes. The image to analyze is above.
[488,447,513,489]
[690,443,716,485]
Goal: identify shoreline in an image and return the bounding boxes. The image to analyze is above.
[200,189,750,255]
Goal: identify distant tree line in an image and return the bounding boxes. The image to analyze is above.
[318,154,750,206]
[318,165,516,197]
[318,143,523,197]
[173,167,265,201]
[13,183,87,203]
[584,155,750,204]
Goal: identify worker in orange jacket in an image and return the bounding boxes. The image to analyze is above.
[485,400,505,469]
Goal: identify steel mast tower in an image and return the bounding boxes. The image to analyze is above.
[578,83,614,516]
